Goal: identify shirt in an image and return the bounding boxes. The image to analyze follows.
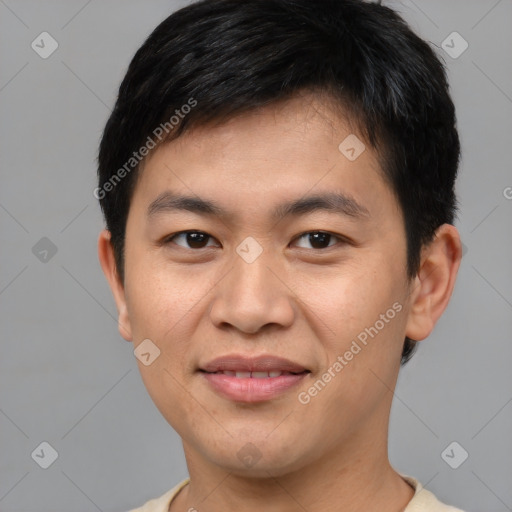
[127,474,466,512]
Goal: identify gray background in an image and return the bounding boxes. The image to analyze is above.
[0,1,511,511]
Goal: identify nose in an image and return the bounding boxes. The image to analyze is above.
[208,247,295,335]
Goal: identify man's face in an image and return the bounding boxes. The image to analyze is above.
[118,93,415,475]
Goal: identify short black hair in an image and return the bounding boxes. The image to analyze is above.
[96,0,460,365]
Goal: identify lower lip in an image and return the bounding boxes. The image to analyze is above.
[201,372,308,403]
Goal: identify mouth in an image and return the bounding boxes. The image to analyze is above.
[198,354,311,402]
[199,354,310,374]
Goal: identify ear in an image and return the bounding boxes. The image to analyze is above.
[405,224,462,342]
[97,229,133,341]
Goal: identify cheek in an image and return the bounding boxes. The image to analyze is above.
[124,247,208,338]
[298,263,393,337]
[298,276,405,430]
[305,257,407,378]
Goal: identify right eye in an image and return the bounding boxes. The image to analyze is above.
[163,230,220,250]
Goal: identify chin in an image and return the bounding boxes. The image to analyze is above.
[201,435,313,479]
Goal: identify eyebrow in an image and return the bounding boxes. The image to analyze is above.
[147,190,370,221]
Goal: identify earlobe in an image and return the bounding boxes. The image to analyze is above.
[405,224,462,342]
[97,230,133,342]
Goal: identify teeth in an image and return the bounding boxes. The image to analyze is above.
[209,370,306,378]
[216,370,286,378]
[252,371,270,378]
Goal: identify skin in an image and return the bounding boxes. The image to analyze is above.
[98,91,461,512]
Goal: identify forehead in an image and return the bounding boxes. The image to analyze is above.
[170,91,358,161]
[130,92,397,225]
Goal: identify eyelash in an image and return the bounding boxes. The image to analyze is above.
[162,230,348,251]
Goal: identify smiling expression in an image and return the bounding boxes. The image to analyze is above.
[106,91,420,476]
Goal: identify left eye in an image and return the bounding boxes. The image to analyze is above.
[293,231,342,250]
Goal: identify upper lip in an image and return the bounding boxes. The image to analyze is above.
[199,354,309,373]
